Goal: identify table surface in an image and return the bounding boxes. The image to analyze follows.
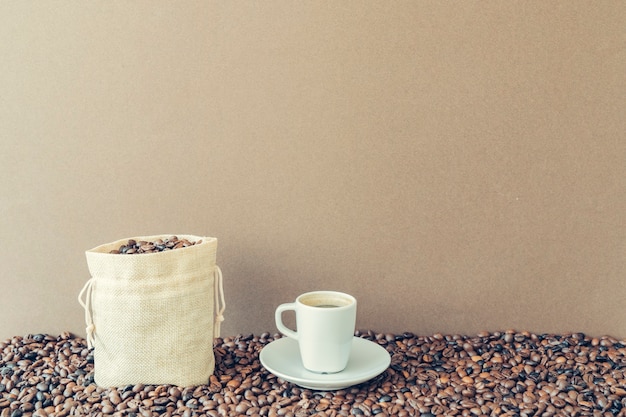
[1,330,626,416]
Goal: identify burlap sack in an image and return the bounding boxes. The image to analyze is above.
[78,235,225,387]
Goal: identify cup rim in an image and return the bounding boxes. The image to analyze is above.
[296,290,356,310]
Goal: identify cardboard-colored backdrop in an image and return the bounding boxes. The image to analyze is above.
[1,2,625,341]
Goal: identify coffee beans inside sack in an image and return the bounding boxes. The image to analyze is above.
[109,236,202,254]
[79,234,225,387]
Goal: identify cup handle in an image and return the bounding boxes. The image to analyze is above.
[275,303,298,340]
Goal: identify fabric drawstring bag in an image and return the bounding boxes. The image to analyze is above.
[78,234,225,387]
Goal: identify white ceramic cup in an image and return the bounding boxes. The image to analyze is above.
[275,290,357,373]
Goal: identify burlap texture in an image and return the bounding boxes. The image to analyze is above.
[81,235,222,387]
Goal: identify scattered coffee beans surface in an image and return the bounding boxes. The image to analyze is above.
[2,331,626,416]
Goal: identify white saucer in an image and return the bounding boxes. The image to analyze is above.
[260,336,391,390]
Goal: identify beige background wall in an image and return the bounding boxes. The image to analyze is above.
[1,2,625,341]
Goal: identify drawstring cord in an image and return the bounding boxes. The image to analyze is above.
[78,277,96,349]
[214,266,226,338]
